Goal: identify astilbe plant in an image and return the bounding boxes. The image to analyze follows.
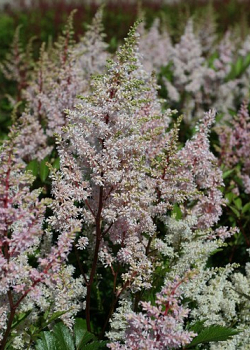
[0,25,35,103]
[138,17,173,74]
[159,16,250,126]
[0,125,85,349]
[15,9,109,163]
[73,6,109,89]
[0,125,49,348]
[163,19,213,123]
[46,18,240,348]
[49,21,169,334]
[108,274,197,349]
[178,109,225,229]
[106,109,237,348]
[218,102,250,195]
[215,102,250,254]
[1,9,247,349]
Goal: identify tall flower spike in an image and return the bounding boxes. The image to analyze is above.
[218,102,250,194]
[74,6,109,90]
[178,109,225,228]
[107,275,196,349]
[138,18,173,73]
[15,11,87,161]
[0,26,35,103]
[0,124,85,347]
[50,21,174,332]
[0,125,48,347]
[165,19,211,123]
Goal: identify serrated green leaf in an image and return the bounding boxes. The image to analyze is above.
[35,331,57,350]
[53,323,75,350]
[77,332,97,350]
[242,202,250,214]
[40,158,50,182]
[186,325,240,348]
[188,320,206,334]
[26,159,39,176]
[74,318,89,348]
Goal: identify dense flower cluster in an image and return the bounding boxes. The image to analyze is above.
[218,102,250,194]
[1,5,250,349]
[0,126,85,347]
[108,276,197,349]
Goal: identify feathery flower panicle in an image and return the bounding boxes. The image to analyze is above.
[49,21,179,333]
[165,19,212,123]
[14,109,53,162]
[0,26,34,103]
[16,8,110,162]
[195,2,217,55]
[178,109,225,228]
[218,102,250,194]
[16,11,87,161]
[0,125,47,345]
[107,275,196,349]
[52,21,157,278]
[74,6,109,87]
[203,31,240,119]
[138,18,173,73]
[0,126,85,347]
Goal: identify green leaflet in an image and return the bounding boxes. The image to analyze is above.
[35,332,57,350]
[39,157,50,182]
[35,320,107,350]
[186,324,240,348]
[52,323,75,350]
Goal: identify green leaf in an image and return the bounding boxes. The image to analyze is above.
[234,198,242,211]
[74,318,93,349]
[208,52,219,69]
[186,325,240,348]
[229,205,240,218]
[171,203,182,220]
[188,320,206,334]
[26,159,39,176]
[225,192,235,204]
[222,169,234,180]
[243,52,250,69]
[235,56,243,76]
[44,310,68,327]
[53,157,60,169]
[11,309,32,330]
[40,158,50,182]
[35,331,57,350]
[77,332,97,350]
[242,202,250,214]
[53,323,75,350]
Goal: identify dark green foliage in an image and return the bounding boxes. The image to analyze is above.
[35,319,107,350]
[186,323,240,348]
